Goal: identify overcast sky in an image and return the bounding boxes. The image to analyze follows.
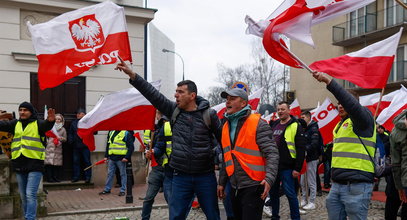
[147,0,284,94]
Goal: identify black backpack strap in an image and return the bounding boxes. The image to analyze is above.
[203,108,211,130]
[170,107,181,127]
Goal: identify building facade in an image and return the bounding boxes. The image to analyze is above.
[0,0,175,186]
[290,0,407,109]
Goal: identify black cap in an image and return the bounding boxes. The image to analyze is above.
[19,101,35,113]
[220,88,248,101]
[76,108,86,114]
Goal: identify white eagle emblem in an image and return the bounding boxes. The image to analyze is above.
[69,14,105,52]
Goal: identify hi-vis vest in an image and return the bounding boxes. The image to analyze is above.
[108,130,128,155]
[162,121,172,167]
[284,122,298,159]
[143,130,151,145]
[332,118,376,173]
[11,121,45,160]
[221,114,265,181]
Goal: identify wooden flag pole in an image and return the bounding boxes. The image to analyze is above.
[374,88,386,119]
[279,43,314,73]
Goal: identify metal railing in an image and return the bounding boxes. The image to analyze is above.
[333,4,407,43]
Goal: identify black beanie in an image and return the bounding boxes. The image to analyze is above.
[19,101,35,113]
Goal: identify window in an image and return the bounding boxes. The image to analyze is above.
[392,45,407,82]
[347,2,377,38]
[385,0,407,27]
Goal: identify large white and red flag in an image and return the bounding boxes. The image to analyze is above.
[245,0,374,68]
[77,81,160,151]
[28,1,132,90]
[262,112,278,123]
[290,98,301,118]
[312,98,340,145]
[212,88,263,119]
[376,85,407,131]
[310,28,403,89]
[359,90,399,115]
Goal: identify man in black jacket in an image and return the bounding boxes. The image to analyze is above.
[116,58,222,220]
[313,72,376,220]
[299,111,323,210]
[268,101,306,220]
[69,108,92,183]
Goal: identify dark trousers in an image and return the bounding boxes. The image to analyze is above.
[72,147,92,181]
[230,185,265,220]
[45,165,61,182]
[385,174,407,220]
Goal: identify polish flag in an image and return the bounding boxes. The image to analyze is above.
[312,98,340,145]
[359,92,381,115]
[262,112,278,123]
[310,101,320,115]
[28,1,132,90]
[310,28,403,89]
[44,105,61,145]
[245,0,374,67]
[290,98,301,118]
[376,85,407,131]
[212,88,263,119]
[77,81,160,151]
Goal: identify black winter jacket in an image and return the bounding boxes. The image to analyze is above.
[270,116,306,172]
[68,119,88,149]
[327,80,375,183]
[129,76,222,174]
[304,120,323,162]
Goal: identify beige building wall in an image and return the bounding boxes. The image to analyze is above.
[0,0,156,185]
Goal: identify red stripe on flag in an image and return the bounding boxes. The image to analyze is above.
[310,55,394,89]
[77,105,156,151]
[37,32,132,90]
[381,103,407,131]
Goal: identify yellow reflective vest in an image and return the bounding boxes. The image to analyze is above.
[332,118,376,173]
[284,122,298,159]
[11,121,45,160]
[162,122,172,167]
[108,130,128,155]
[143,130,151,145]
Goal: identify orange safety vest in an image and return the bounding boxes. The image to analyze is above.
[221,113,266,181]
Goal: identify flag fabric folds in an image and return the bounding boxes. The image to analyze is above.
[28,1,132,90]
[212,88,263,119]
[310,28,403,89]
[311,98,340,145]
[376,85,407,131]
[289,98,301,118]
[77,81,160,151]
[245,0,374,67]
[359,90,399,116]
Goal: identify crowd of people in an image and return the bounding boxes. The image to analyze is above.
[0,58,406,220]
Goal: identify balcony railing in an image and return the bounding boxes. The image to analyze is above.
[333,4,407,44]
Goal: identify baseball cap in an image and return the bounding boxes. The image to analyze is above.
[220,88,249,101]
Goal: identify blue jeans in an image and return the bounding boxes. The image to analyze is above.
[163,169,173,204]
[269,169,300,220]
[141,167,165,220]
[170,171,220,220]
[72,147,92,181]
[16,171,43,220]
[223,180,234,218]
[326,182,373,220]
[104,159,127,192]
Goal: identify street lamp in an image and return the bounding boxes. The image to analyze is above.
[162,48,185,81]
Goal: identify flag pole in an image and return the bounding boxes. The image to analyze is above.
[279,43,314,73]
[374,88,385,119]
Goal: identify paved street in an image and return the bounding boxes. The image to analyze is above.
[38,185,386,220]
